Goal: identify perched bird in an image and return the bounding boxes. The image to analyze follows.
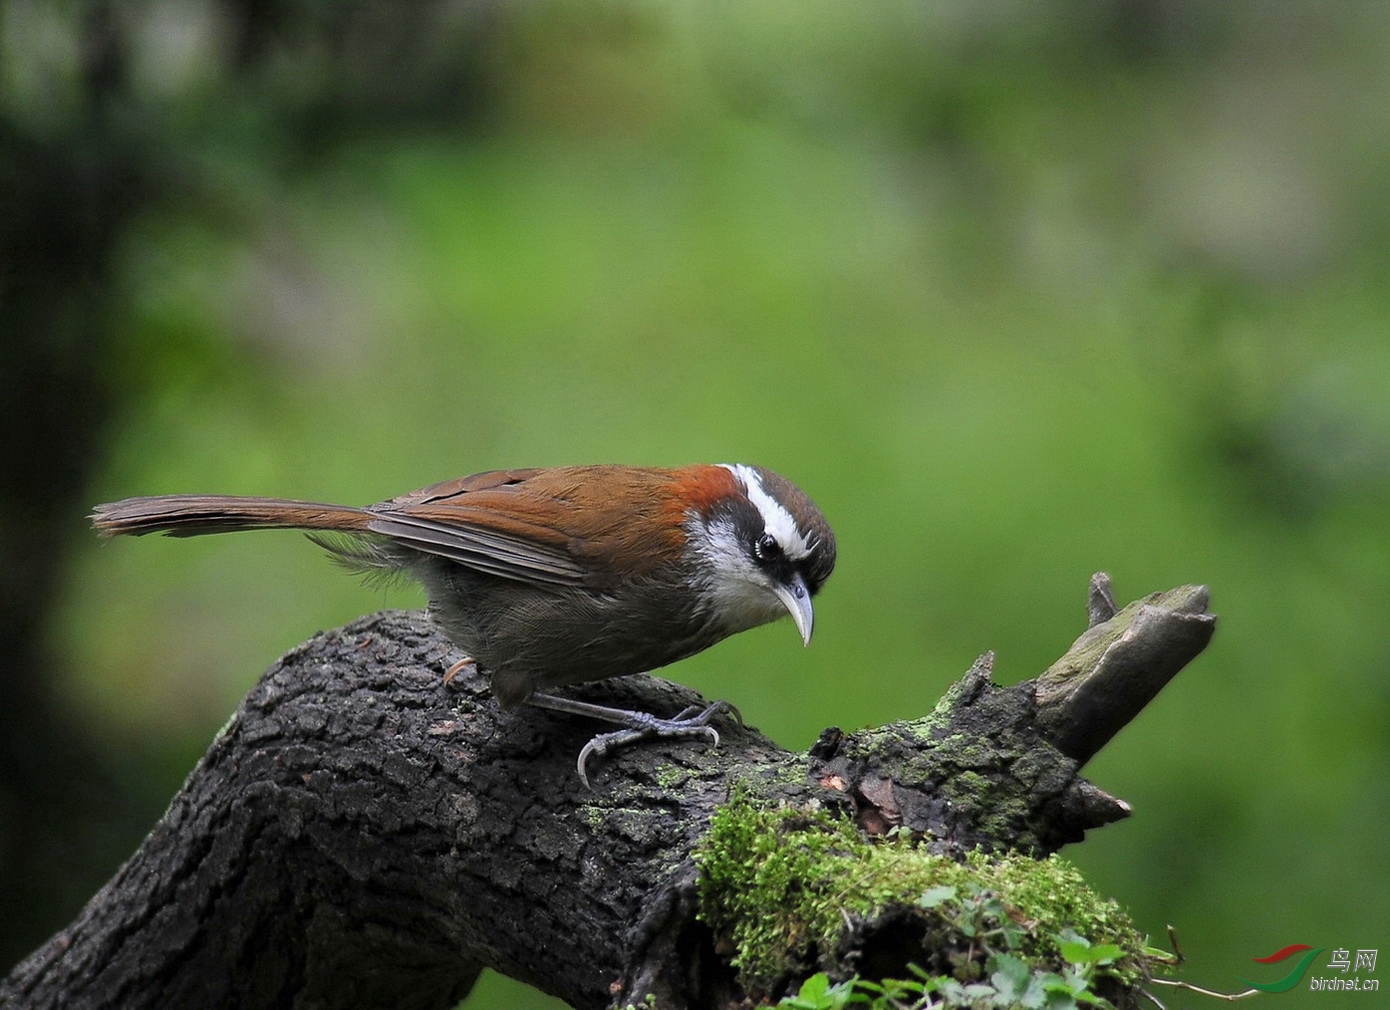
[92,464,836,783]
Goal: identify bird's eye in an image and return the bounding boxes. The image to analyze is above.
[755,533,781,560]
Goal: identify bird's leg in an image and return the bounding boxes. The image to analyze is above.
[524,692,742,788]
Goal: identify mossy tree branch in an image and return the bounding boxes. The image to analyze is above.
[0,574,1214,1010]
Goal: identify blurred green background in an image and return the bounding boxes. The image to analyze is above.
[4,2,1389,1007]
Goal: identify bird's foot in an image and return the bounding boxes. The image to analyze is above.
[525,693,741,787]
[575,701,741,788]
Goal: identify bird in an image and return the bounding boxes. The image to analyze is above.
[91,464,836,784]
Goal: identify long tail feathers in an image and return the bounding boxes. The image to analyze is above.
[90,495,374,539]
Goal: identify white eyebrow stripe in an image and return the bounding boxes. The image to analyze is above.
[720,464,812,561]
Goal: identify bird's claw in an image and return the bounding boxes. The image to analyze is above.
[576,700,737,788]
[442,656,477,687]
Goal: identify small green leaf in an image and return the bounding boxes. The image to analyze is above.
[1041,972,1082,996]
[1085,944,1124,963]
[1060,940,1123,965]
[1017,974,1050,1009]
[988,952,1032,995]
[778,973,829,1009]
[1057,941,1093,964]
[938,977,972,1004]
[919,884,958,909]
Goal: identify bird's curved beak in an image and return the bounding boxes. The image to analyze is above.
[773,572,815,646]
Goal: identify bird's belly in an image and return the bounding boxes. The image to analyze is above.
[417,560,721,705]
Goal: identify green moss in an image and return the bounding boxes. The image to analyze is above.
[654,763,691,789]
[694,793,1145,996]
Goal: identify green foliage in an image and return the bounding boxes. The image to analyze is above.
[775,923,1135,1010]
[695,795,1148,1002]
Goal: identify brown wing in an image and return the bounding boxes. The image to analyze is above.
[364,465,714,588]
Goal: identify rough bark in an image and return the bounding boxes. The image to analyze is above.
[0,574,1215,1010]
